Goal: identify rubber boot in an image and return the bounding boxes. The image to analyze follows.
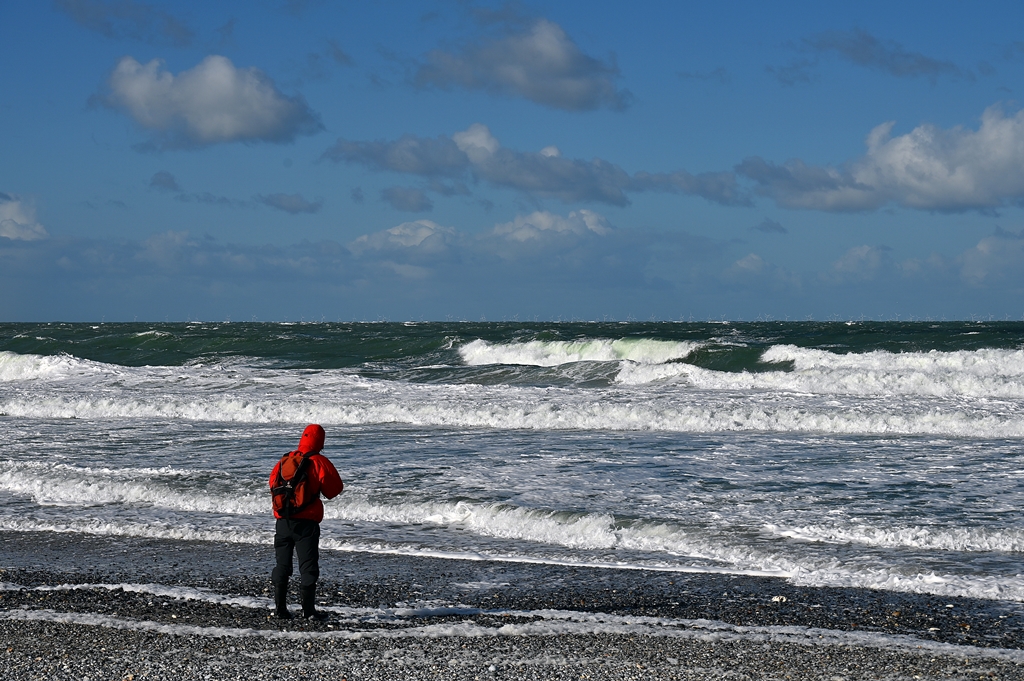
[300,584,329,621]
[274,580,293,620]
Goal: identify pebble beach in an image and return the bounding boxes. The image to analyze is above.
[3,531,1023,680]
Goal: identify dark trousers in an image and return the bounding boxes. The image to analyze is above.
[271,518,320,588]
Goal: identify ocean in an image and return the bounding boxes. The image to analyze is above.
[1,321,1021,603]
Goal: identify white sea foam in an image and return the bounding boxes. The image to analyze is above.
[0,462,726,559]
[789,565,1024,602]
[0,461,266,514]
[0,516,272,547]
[5,511,1023,601]
[459,338,700,366]
[764,344,1024,378]
[322,497,789,573]
[4,345,1024,437]
[766,523,1024,553]
[0,513,785,580]
[757,345,1024,398]
[0,351,110,382]
[4,479,1024,604]
[616,344,1024,398]
[8,461,1016,569]
[5,388,1024,436]
[2,358,1022,438]
[456,339,1024,399]
[10,342,1024,402]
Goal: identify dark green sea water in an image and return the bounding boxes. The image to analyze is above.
[2,320,1022,370]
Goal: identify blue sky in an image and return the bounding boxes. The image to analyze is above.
[3,0,1024,321]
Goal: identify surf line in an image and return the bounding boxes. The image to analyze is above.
[0,522,793,579]
[3,605,1024,663]
[322,542,795,579]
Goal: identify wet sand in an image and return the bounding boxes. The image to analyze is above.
[2,531,1023,680]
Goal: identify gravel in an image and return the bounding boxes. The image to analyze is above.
[2,531,1023,680]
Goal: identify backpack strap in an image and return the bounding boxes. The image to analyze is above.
[270,451,296,491]
[292,451,315,483]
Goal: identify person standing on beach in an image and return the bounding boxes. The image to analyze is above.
[269,424,344,620]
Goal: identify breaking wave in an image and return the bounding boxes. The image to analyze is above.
[3,383,1024,436]
[4,460,1019,558]
[0,396,1019,436]
[0,351,110,382]
[765,523,1024,554]
[459,338,700,367]
[616,345,1024,398]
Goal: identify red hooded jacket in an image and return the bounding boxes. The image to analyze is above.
[269,424,344,522]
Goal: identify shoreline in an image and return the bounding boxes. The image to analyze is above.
[2,530,1024,680]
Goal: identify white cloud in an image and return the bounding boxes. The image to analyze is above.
[324,124,747,206]
[106,55,322,148]
[732,253,767,274]
[343,209,700,291]
[856,107,1024,210]
[414,19,629,111]
[739,105,1024,213]
[0,194,49,241]
[351,212,613,259]
[323,134,467,176]
[722,253,801,290]
[958,229,1024,284]
[493,209,611,242]
[349,220,455,255]
[452,123,500,163]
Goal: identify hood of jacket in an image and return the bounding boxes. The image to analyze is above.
[297,424,325,454]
